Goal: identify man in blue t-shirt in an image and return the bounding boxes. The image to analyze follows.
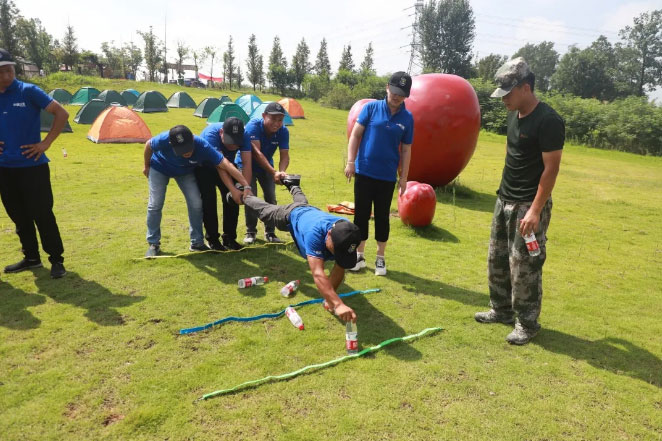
[345,71,414,276]
[243,180,361,323]
[236,102,291,245]
[143,125,250,257]
[195,117,252,251]
[0,48,70,279]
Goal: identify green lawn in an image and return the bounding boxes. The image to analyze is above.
[0,77,661,440]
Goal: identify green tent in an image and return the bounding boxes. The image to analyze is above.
[193,97,221,118]
[48,88,72,104]
[133,91,168,113]
[219,95,233,104]
[167,91,197,108]
[121,90,138,106]
[124,89,140,97]
[207,103,249,124]
[74,99,108,124]
[250,102,294,126]
[235,94,262,116]
[70,87,100,105]
[40,110,73,133]
[97,90,127,106]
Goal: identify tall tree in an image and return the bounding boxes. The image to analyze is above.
[80,50,104,77]
[268,36,289,94]
[314,38,332,77]
[175,40,189,79]
[16,18,53,72]
[223,36,235,89]
[62,25,79,72]
[359,42,375,77]
[290,38,311,91]
[617,9,662,96]
[192,49,206,82]
[204,46,217,87]
[235,65,243,89]
[101,41,125,78]
[246,34,262,91]
[0,0,19,57]
[512,41,559,91]
[123,42,142,79]
[475,53,508,80]
[138,26,163,82]
[338,44,355,72]
[551,40,617,100]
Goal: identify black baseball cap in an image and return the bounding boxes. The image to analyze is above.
[388,71,412,97]
[169,125,194,156]
[0,48,16,67]
[330,221,361,269]
[222,117,245,145]
[264,102,286,115]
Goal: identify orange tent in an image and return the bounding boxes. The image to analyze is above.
[87,105,152,144]
[278,98,305,119]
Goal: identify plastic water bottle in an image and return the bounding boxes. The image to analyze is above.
[345,321,358,354]
[238,276,269,288]
[523,233,541,257]
[280,280,300,297]
[62,148,68,158]
[285,306,304,330]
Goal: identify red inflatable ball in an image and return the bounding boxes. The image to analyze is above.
[346,98,376,137]
[398,181,436,227]
[347,74,480,187]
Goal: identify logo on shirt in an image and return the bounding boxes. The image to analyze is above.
[13,102,26,107]
[396,123,405,131]
[314,250,322,256]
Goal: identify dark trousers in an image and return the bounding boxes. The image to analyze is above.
[0,164,64,264]
[243,187,309,232]
[245,172,277,235]
[353,173,396,243]
[193,166,239,243]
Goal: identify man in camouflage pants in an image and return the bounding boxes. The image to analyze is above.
[475,57,565,345]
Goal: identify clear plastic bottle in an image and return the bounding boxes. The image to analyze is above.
[345,321,358,354]
[285,306,304,330]
[237,276,269,288]
[523,233,541,257]
[280,280,300,297]
[62,148,68,158]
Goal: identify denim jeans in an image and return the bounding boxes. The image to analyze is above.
[146,168,204,246]
[244,171,277,235]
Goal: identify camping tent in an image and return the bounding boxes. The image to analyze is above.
[167,91,197,108]
[250,102,293,126]
[97,90,127,106]
[219,95,233,104]
[48,88,72,104]
[133,91,168,113]
[235,94,262,116]
[124,89,140,97]
[206,103,249,124]
[193,97,221,118]
[70,87,100,105]
[74,99,108,124]
[87,105,152,144]
[40,110,73,133]
[278,98,305,119]
[121,90,138,106]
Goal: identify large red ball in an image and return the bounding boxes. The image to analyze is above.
[398,181,436,227]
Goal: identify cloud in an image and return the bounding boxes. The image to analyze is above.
[602,1,660,35]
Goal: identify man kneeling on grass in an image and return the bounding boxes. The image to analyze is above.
[239,178,361,322]
[143,125,251,257]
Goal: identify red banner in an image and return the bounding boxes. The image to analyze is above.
[198,73,224,82]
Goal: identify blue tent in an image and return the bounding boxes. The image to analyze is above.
[235,94,263,116]
[249,102,293,126]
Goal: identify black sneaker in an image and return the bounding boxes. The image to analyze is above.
[189,243,211,252]
[208,240,227,251]
[282,174,301,191]
[222,238,244,251]
[4,258,43,273]
[265,233,284,243]
[50,262,66,279]
[145,244,161,258]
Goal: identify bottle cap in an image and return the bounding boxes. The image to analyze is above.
[264,276,269,282]
[298,325,304,330]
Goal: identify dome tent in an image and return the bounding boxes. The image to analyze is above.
[87,105,152,144]
[40,109,73,133]
[193,97,221,118]
[97,89,127,106]
[70,87,100,105]
[206,103,249,124]
[278,98,305,119]
[48,88,72,104]
[235,94,262,116]
[249,102,294,126]
[167,91,197,108]
[219,95,233,104]
[121,90,138,106]
[74,99,108,124]
[133,91,168,113]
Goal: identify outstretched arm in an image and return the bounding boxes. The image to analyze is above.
[307,256,356,322]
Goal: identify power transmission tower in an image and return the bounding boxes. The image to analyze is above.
[407,0,424,75]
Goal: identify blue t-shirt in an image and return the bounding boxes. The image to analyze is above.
[289,206,348,262]
[236,118,289,174]
[355,99,414,182]
[149,131,223,177]
[200,123,250,165]
[0,79,53,168]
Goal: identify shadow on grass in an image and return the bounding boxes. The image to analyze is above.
[34,271,144,326]
[406,224,459,242]
[436,181,497,213]
[0,281,45,330]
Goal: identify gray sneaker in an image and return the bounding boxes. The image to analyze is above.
[243,232,257,245]
[145,244,160,258]
[265,233,284,243]
[474,309,515,324]
[506,321,539,345]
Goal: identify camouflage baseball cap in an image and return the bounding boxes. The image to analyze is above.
[490,57,532,98]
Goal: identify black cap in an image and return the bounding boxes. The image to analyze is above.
[388,71,412,97]
[168,125,194,156]
[0,48,16,67]
[330,221,361,269]
[222,117,245,146]
[264,102,286,115]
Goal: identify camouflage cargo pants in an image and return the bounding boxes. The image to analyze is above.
[487,198,553,329]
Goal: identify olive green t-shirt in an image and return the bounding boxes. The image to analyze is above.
[498,101,565,202]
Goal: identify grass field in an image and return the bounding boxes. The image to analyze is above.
[1,77,661,440]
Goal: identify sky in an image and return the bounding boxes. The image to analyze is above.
[19,0,662,100]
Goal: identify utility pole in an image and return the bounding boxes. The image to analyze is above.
[163,14,168,83]
[407,0,424,75]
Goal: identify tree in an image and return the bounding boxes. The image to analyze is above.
[617,9,662,96]
[62,25,79,72]
[419,0,475,76]
[475,53,508,80]
[175,40,189,79]
[138,26,163,82]
[79,50,104,77]
[204,46,217,87]
[235,65,243,89]
[0,0,19,58]
[246,34,262,91]
[359,42,375,77]
[123,42,142,79]
[338,44,355,72]
[16,18,53,72]
[268,36,289,94]
[512,41,559,91]
[314,38,332,77]
[290,38,311,91]
[223,36,235,89]
[192,49,206,82]
[101,41,125,78]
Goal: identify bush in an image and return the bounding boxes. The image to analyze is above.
[320,83,357,110]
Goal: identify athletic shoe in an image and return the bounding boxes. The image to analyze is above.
[243,232,257,245]
[506,321,540,345]
[189,243,211,252]
[474,309,515,324]
[208,240,227,251]
[223,238,244,251]
[145,244,160,258]
[375,257,387,276]
[282,174,301,191]
[265,233,284,243]
[50,262,66,279]
[4,258,43,273]
[348,256,366,272]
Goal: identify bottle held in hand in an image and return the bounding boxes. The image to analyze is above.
[523,233,541,257]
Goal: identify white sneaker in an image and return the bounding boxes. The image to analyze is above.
[243,233,257,245]
[349,256,366,271]
[375,257,387,276]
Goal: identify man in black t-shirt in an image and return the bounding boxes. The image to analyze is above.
[475,57,565,345]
